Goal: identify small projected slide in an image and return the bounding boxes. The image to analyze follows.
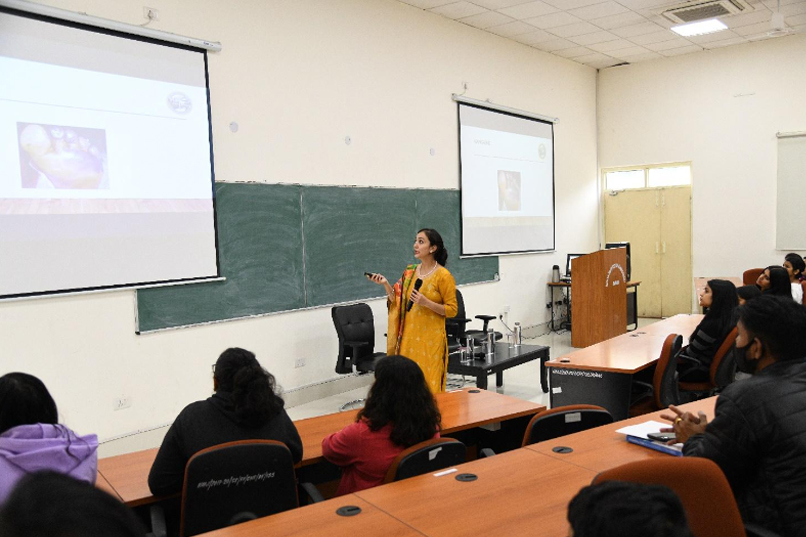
[459,103,555,255]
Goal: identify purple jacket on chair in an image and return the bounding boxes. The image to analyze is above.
[0,423,98,503]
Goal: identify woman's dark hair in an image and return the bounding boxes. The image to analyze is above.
[785,253,805,279]
[418,228,448,267]
[696,279,738,340]
[213,348,284,428]
[568,481,693,537]
[0,472,146,537]
[357,355,441,447]
[763,266,792,298]
[736,295,806,361]
[0,373,58,435]
[737,285,761,302]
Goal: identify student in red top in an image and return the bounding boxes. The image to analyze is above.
[322,355,441,495]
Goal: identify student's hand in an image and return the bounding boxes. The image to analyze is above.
[660,405,707,444]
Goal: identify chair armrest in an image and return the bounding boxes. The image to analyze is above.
[479,448,496,458]
[299,482,325,504]
[344,341,370,348]
[446,317,472,325]
[677,354,701,366]
[147,504,167,537]
[475,315,496,322]
[744,523,782,537]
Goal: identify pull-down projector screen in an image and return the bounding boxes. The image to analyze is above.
[458,103,555,256]
[0,8,219,299]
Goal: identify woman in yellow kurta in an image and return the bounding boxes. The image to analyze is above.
[368,229,458,393]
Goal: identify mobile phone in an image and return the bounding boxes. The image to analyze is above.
[364,272,373,278]
[647,432,677,443]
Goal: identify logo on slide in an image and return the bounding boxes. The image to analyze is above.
[167,92,192,114]
[538,143,546,160]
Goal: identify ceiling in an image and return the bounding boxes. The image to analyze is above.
[397,0,806,69]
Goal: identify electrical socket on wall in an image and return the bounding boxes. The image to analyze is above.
[113,395,132,411]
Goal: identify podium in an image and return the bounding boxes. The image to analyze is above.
[570,249,628,348]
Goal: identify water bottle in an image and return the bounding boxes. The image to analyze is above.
[486,328,495,362]
[514,322,522,347]
[552,265,560,283]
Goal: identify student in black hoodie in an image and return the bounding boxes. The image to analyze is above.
[678,279,738,383]
[148,348,302,496]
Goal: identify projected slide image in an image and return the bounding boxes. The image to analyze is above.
[18,123,109,190]
[497,170,521,211]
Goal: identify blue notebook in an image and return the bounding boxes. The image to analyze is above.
[626,435,684,457]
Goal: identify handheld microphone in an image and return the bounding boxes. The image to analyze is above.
[407,279,423,312]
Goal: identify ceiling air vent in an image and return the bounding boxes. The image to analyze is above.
[661,0,753,24]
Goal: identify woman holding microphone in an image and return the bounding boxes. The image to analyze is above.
[368,229,458,393]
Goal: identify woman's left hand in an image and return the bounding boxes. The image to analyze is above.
[410,288,430,307]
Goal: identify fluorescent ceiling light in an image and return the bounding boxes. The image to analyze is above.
[671,18,728,37]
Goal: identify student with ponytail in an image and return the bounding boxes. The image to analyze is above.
[148,348,302,496]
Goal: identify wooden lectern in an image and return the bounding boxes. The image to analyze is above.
[571,249,628,348]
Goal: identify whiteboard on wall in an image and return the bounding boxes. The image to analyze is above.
[776,134,806,250]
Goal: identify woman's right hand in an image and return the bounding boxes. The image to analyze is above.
[367,273,388,286]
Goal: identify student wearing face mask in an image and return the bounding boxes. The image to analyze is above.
[660,296,806,537]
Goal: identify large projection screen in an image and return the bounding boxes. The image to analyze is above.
[0,7,219,299]
[458,102,555,256]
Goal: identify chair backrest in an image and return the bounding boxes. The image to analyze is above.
[180,440,298,537]
[332,303,376,374]
[445,289,468,345]
[653,334,682,409]
[593,458,747,537]
[743,268,764,286]
[522,405,614,446]
[710,327,738,389]
[383,438,466,483]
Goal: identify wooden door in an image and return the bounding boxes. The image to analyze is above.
[659,187,692,316]
[604,189,662,317]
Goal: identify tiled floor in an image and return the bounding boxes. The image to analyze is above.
[286,318,661,421]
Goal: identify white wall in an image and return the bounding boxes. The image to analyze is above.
[1,0,599,444]
[598,33,806,279]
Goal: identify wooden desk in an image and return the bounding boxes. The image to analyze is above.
[527,396,717,474]
[96,471,122,501]
[548,280,641,333]
[356,448,595,537]
[202,496,422,537]
[98,388,545,507]
[545,315,701,420]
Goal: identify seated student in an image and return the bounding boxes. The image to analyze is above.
[148,348,302,496]
[0,472,145,537]
[567,481,694,537]
[0,373,98,504]
[662,296,806,537]
[678,279,738,382]
[756,265,792,298]
[322,355,441,495]
[784,253,805,303]
[736,284,761,306]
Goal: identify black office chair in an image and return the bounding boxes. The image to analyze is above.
[383,438,467,483]
[521,405,613,446]
[168,440,321,537]
[332,303,385,375]
[445,290,502,356]
[332,303,385,409]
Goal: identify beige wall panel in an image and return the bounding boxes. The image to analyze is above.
[604,189,661,317]
[660,187,693,316]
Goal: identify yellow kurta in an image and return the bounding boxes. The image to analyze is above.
[387,266,458,393]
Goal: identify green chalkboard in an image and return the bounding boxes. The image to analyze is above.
[136,183,498,332]
[136,183,305,332]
